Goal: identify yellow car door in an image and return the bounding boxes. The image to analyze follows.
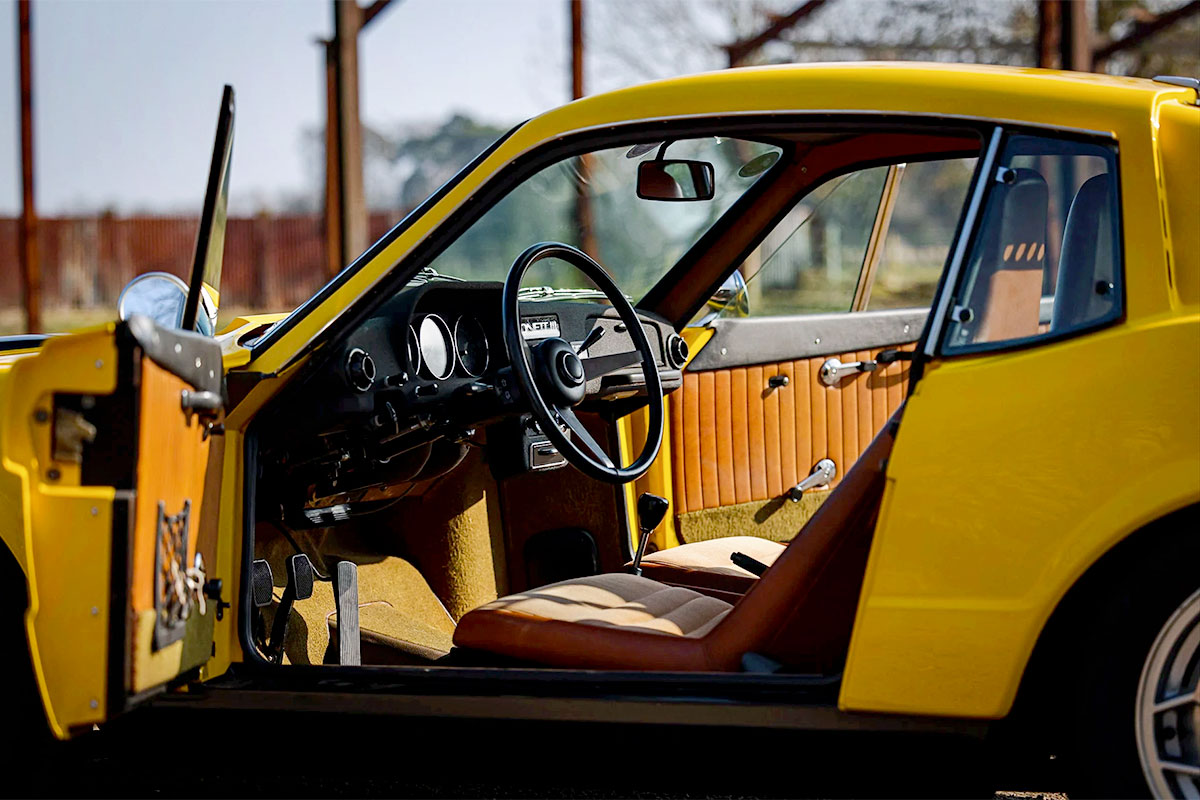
[0,315,225,739]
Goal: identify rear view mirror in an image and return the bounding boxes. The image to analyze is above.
[637,159,715,201]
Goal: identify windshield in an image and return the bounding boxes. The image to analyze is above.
[420,136,783,299]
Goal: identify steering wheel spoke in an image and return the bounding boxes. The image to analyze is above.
[554,406,614,469]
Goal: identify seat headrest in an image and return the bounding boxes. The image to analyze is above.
[1052,174,1115,332]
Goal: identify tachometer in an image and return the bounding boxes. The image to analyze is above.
[418,314,455,380]
[453,315,489,377]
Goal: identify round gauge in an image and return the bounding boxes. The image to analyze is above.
[453,315,489,378]
[406,324,422,375]
[418,315,455,380]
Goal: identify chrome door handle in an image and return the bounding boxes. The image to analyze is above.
[787,458,837,502]
[819,357,877,387]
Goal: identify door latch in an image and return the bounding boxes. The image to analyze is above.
[787,458,837,502]
[819,358,877,387]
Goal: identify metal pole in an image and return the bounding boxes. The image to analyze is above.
[17,0,41,333]
[569,0,597,259]
[334,0,368,270]
[323,39,342,277]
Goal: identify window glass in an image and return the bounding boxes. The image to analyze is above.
[942,134,1120,353]
[867,158,977,310]
[737,167,889,317]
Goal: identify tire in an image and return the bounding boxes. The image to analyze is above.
[1066,527,1199,798]
[0,547,53,756]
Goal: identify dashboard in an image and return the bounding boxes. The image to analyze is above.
[332,281,685,413]
[264,281,687,514]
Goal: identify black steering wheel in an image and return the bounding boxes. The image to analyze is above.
[502,242,664,484]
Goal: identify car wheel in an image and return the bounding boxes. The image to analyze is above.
[1067,528,1199,798]
[1136,588,1200,798]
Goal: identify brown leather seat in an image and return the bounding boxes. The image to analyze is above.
[636,536,786,599]
[453,408,901,672]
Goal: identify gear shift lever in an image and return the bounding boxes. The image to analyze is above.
[630,492,669,576]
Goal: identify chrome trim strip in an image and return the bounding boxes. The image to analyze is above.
[923,127,1003,358]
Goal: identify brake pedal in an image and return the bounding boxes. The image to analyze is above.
[333,561,361,666]
[268,553,314,664]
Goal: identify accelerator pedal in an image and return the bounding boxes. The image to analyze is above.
[333,561,361,666]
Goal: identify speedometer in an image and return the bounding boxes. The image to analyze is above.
[418,315,455,380]
[454,315,489,377]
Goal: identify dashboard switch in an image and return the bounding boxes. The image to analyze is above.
[414,383,439,397]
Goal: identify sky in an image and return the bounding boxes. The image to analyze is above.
[0,0,572,215]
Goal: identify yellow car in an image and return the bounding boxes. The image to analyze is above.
[1,65,1196,797]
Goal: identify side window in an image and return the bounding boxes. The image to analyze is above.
[709,156,977,322]
[867,158,977,310]
[738,166,890,316]
[942,134,1121,353]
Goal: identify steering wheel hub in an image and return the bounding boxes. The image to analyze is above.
[533,338,587,406]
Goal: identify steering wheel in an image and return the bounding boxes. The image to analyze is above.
[502,242,664,484]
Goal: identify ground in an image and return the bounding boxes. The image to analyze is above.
[7,706,1072,798]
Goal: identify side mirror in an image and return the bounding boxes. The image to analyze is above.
[696,270,750,326]
[117,272,190,331]
[637,159,715,201]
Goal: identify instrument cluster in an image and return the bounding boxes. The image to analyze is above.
[407,313,491,382]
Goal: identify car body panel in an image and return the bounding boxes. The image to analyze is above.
[840,84,1199,716]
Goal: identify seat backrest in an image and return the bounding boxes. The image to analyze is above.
[706,406,901,672]
[1051,173,1115,333]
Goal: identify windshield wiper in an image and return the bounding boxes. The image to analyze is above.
[517,286,627,302]
[409,266,468,285]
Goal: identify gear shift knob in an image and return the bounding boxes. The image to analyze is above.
[631,492,669,575]
[636,492,669,533]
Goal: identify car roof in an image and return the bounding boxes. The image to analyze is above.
[526,62,1192,143]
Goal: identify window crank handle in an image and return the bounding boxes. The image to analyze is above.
[787,458,837,502]
[819,357,877,387]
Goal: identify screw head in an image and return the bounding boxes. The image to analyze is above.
[94,359,103,369]
[33,409,49,424]
[47,468,61,481]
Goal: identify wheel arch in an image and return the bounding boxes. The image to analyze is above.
[1006,502,1199,732]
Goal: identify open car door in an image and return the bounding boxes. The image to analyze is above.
[0,87,234,739]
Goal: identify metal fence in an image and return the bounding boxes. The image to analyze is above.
[0,211,407,315]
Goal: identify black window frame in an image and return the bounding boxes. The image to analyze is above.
[933,127,1125,358]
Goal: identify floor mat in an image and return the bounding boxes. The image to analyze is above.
[256,524,457,665]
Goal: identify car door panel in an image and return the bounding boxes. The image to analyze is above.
[0,318,224,737]
[669,311,919,543]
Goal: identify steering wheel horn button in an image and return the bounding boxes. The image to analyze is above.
[558,351,585,385]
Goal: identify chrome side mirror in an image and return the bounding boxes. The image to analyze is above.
[696,270,750,326]
[117,272,190,331]
[118,272,216,335]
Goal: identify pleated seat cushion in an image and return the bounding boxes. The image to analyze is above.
[453,573,733,670]
[634,536,786,597]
